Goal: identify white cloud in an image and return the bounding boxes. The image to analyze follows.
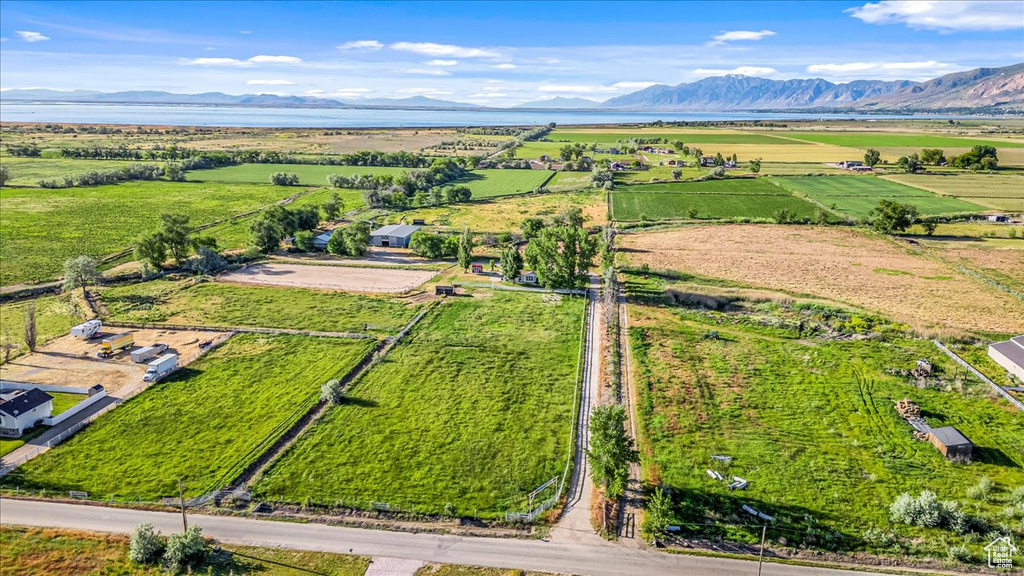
[492,63,517,70]
[691,66,780,78]
[404,68,451,76]
[806,60,960,80]
[469,92,506,98]
[248,55,303,64]
[706,29,776,47]
[390,42,499,58]
[239,30,252,35]
[337,40,383,50]
[426,59,458,66]
[16,31,50,43]
[305,89,325,95]
[847,1,1024,31]
[538,84,619,94]
[612,81,658,90]
[184,57,250,67]
[396,87,453,95]
[246,79,296,86]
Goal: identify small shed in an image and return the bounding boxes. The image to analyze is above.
[435,285,455,296]
[518,271,538,284]
[927,426,973,462]
[699,155,716,167]
[471,264,483,274]
[370,224,421,248]
[986,214,1008,223]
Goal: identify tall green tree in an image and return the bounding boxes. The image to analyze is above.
[870,199,919,235]
[587,404,639,499]
[864,149,881,167]
[62,255,99,299]
[749,157,762,173]
[457,227,474,271]
[525,222,597,289]
[250,218,284,253]
[500,246,524,281]
[321,191,344,220]
[134,232,167,271]
[896,153,924,173]
[342,221,371,257]
[919,148,945,165]
[0,165,9,187]
[157,213,195,266]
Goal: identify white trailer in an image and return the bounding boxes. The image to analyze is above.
[143,354,177,382]
[130,343,168,364]
[71,320,102,340]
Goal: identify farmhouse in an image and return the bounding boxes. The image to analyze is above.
[987,214,1009,223]
[989,335,1024,381]
[369,224,421,248]
[0,388,53,437]
[518,271,538,284]
[699,156,716,167]
[312,231,333,251]
[927,426,973,462]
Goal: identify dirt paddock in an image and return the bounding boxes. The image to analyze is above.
[218,263,436,293]
[0,328,221,395]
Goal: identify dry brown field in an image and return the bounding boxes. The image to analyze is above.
[620,224,1024,335]
[0,328,218,394]
[218,262,436,293]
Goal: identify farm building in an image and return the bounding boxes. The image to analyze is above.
[986,214,1009,223]
[989,335,1024,381]
[518,271,538,284]
[0,388,53,437]
[312,231,333,250]
[369,224,421,248]
[699,156,716,167]
[927,426,973,462]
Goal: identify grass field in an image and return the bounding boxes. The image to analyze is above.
[6,334,374,499]
[775,176,987,218]
[782,132,1024,149]
[612,192,820,221]
[545,171,592,192]
[626,289,1024,558]
[881,173,1024,212]
[619,225,1024,336]
[100,278,418,335]
[188,163,411,185]
[453,169,554,198]
[548,130,798,145]
[0,181,296,285]
[0,157,147,187]
[623,178,788,194]
[254,291,584,517]
[383,189,607,232]
[0,294,86,360]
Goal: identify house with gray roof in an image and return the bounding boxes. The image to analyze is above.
[989,335,1024,382]
[927,426,973,462]
[370,224,421,248]
[0,388,53,437]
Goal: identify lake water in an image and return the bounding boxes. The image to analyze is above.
[0,102,978,128]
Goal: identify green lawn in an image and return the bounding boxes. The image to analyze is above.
[188,163,411,186]
[775,176,988,218]
[49,392,85,416]
[627,284,1024,558]
[783,132,1024,149]
[0,181,296,285]
[0,157,146,187]
[453,169,555,198]
[5,334,375,499]
[254,292,584,517]
[100,279,418,335]
[0,294,86,361]
[612,191,820,221]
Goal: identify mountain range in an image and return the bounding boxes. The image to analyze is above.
[2,63,1021,112]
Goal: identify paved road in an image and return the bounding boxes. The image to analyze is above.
[0,499,871,576]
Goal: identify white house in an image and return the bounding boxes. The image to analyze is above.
[0,388,54,437]
[989,335,1024,382]
[518,271,539,284]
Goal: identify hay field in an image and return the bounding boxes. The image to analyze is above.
[881,173,1024,212]
[620,225,1023,335]
[384,189,607,232]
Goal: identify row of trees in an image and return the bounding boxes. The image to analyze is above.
[38,163,165,188]
[134,214,223,275]
[865,145,998,172]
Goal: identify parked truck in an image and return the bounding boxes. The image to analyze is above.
[143,354,177,382]
[130,343,168,363]
[71,320,102,340]
[97,332,134,358]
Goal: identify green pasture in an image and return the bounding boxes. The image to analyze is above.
[882,174,1024,212]
[782,132,1024,149]
[612,191,820,221]
[254,291,584,517]
[187,163,411,185]
[626,282,1024,558]
[5,334,374,499]
[624,178,787,194]
[0,157,145,187]
[0,181,295,285]
[776,176,988,218]
[453,169,555,198]
[100,279,418,335]
[0,294,87,360]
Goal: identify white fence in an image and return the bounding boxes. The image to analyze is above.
[0,381,94,395]
[41,391,107,427]
[932,340,1024,412]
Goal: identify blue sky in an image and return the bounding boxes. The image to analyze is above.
[1,1,1022,105]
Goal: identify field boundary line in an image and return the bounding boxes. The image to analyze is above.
[220,302,438,494]
[102,320,376,340]
[454,282,586,296]
[932,340,1024,412]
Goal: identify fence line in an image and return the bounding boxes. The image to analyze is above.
[453,282,586,296]
[103,320,375,340]
[932,340,1024,412]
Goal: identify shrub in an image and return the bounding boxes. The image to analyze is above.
[641,487,674,540]
[1010,486,1024,505]
[128,523,165,565]
[890,490,942,527]
[941,500,971,534]
[163,525,206,573]
[966,477,994,501]
[862,527,898,548]
[320,378,344,404]
[946,544,972,563]
[269,172,299,186]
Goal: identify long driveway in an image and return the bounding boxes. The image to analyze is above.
[0,499,870,576]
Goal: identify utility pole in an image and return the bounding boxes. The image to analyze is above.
[757,524,767,576]
[178,479,188,531]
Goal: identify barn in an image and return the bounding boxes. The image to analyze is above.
[927,426,973,462]
[369,224,421,248]
[989,335,1024,382]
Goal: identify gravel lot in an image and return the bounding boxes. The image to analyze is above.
[219,263,436,293]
